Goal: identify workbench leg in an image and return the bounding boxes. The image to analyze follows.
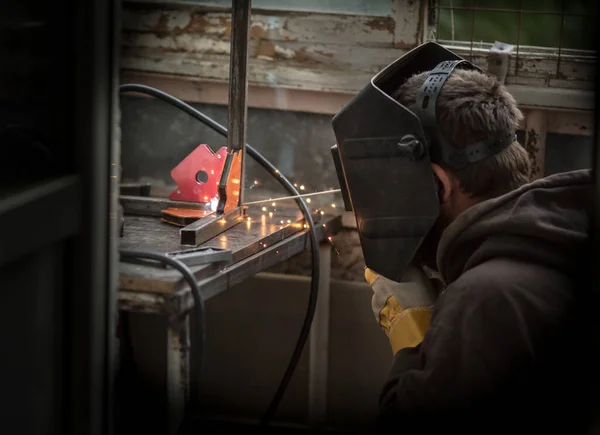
[308,242,332,428]
[166,315,190,435]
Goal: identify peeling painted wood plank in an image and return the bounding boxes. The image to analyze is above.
[122,31,259,56]
[542,111,594,136]
[391,0,427,48]
[509,85,595,111]
[438,40,596,60]
[121,49,374,92]
[122,35,594,87]
[121,4,595,90]
[509,58,595,83]
[122,32,402,73]
[121,48,595,107]
[121,7,396,46]
[444,51,594,84]
[438,42,596,84]
[119,2,596,111]
[254,40,403,72]
[506,75,592,89]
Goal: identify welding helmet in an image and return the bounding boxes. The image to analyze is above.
[331,41,516,282]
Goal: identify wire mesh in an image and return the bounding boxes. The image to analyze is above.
[431,0,595,78]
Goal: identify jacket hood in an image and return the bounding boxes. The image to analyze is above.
[437,169,593,284]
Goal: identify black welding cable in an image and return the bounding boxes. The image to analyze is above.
[119,84,321,426]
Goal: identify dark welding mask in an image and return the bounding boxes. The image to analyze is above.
[331,41,516,282]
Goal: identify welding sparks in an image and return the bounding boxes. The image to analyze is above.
[244,189,342,206]
[209,196,219,211]
[246,179,261,191]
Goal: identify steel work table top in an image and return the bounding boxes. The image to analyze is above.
[118,200,342,316]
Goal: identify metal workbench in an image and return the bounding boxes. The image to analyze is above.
[117,201,342,433]
[115,1,343,431]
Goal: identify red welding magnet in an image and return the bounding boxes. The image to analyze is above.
[169,144,228,203]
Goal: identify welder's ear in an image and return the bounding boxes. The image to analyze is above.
[431,163,452,204]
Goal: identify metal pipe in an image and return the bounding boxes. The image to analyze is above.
[217,0,251,213]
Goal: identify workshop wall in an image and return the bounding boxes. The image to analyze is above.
[120,95,594,282]
[120,95,340,193]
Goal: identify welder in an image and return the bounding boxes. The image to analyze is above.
[332,42,593,434]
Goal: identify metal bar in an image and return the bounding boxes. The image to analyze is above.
[166,316,190,435]
[435,1,441,40]
[515,0,523,77]
[308,242,332,428]
[119,195,206,217]
[436,5,587,16]
[228,0,251,155]
[450,0,455,41]
[469,0,476,61]
[556,0,567,78]
[219,0,251,210]
[180,206,246,246]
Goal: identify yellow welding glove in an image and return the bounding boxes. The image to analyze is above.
[365,266,437,355]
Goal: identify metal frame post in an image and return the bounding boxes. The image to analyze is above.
[228,0,250,207]
[176,0,251,246]
[308,242,332,428]
[217,0,251,213]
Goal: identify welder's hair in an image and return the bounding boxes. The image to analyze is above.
[393,68,531,199]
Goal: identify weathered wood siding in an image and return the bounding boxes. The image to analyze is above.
[121,0,596,94]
